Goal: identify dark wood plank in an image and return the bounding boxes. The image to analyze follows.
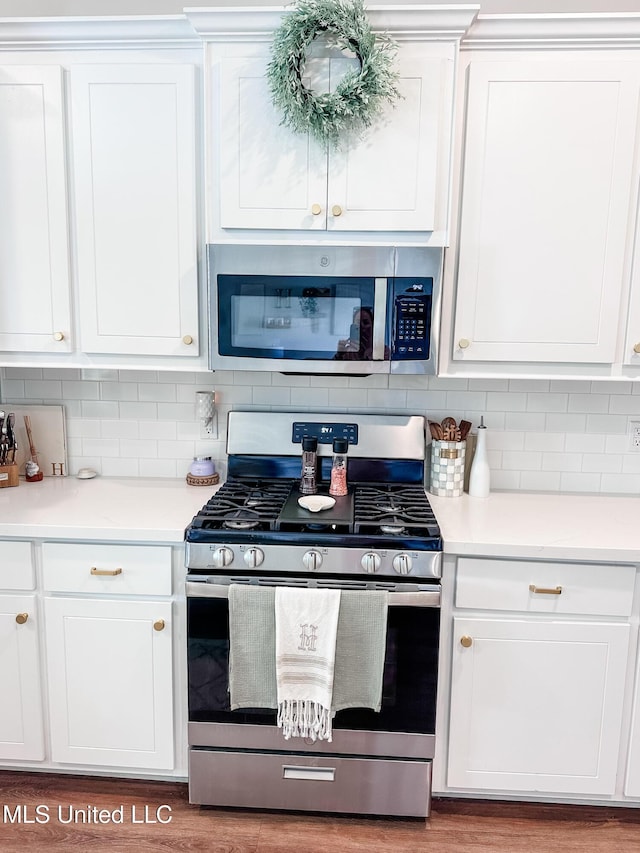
[0,771,639,853]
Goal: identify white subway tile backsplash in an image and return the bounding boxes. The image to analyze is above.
[520,470,562,491]
[581,453,623,473]
[3,367,640,494]
[138,383,177,403]
[524,432,564,452]
[100,382,139,402]
[526,393,568,413]
[120,439,157,458]
[560,472,602,492]
[62,380,99,400]
[486,392,527,411]
[24,380,62,399]
[568,393,609,413]
[101,420,139,439]
[81,401,120,419]
[608,395,640,415]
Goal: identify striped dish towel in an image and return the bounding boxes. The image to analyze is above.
[275,587,341,743]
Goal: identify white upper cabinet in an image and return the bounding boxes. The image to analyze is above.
[70,64,199,358]
[451,58,639,366]
[0,66,71,354]
[194,5,479,247]
[217,47,454,239]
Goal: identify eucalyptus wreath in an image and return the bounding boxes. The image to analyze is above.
[266,0,401,148]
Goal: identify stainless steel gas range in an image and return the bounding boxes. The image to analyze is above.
[184,411,442,818]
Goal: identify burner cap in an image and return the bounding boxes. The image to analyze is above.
[224,520,259,530]
[380,524,405,535]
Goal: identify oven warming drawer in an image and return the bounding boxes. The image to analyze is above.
[189,748,432,818]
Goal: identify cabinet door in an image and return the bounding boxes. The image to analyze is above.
[217,57,328,230]
[328,50,453,234]
[0,595,45,761]
[0,66,71,354]
[452,60,639,364]
[624,650,640,796]
[44,597,173,769]
[448,617,629,795]
[71,65,199,357]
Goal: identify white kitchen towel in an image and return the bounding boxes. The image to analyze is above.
[275,587,341,742]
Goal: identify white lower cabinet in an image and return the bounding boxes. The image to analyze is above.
[0,594,45,761]
[445,557,634,798]
[448,616,629,795]
[44,597,173,769]
[42,541,175,771]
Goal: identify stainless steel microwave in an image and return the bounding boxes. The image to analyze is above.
[207,245,441,375]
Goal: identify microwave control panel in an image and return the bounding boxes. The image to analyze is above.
[391,278,432,361]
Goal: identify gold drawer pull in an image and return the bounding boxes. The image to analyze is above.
[529,584,562,595]
[91,567,123,577]
[153,619,165,632]
[460,635,473,648]
[15,613,28,625]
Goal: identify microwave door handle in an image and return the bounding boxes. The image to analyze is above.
[372,278,388,361]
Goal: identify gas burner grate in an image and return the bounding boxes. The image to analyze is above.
[189,478,294,532]
[354,484,440,537]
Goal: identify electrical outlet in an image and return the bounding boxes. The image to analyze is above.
[629,421,640,451]
[200,410,219,440]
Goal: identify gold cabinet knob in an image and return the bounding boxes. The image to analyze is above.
[182,335,194,345]
[634,343,640,354]
[153,619,165,632]
[458,338,470,349]
[460,635,473,648]
[311,203,322,216]
[53,332,65,342]
[15,613,28,625]
[331,205,343,217]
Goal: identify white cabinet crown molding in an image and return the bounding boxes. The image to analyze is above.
[0,15,200,49]
[463,13,640,50]
[185,5,480,43]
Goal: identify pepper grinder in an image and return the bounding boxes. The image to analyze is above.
[468,416,490,498]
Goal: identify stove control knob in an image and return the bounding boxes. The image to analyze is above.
[361,553,381,574]
[393,553,413,575]
[244,547,264,568]
[211,546,234,568]
[302,550,323,571]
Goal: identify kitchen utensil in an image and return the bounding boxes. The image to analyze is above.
[459,419,472,441]
[6,413,16,463]
[441,417,458,441]
[428,420,443,440]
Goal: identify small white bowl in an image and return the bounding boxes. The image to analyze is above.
[76,468,98,479]
[298,495,336,513]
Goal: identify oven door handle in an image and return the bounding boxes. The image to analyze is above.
[185,581,440,608]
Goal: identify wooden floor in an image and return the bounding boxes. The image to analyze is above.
[0,770,639,852]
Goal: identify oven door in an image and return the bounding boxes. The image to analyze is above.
[186,582,440,760]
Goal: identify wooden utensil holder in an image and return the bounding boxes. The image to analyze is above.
[0,463,19,488]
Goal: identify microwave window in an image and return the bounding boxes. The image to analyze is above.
[218,275,377,360]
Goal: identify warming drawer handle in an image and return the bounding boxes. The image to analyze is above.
[529,584,562,595]
[91,567,123,577]
[282,765,335,782]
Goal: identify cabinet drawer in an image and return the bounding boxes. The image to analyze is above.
[456,557,635,617]
[0,541,34,590]
[42,543,171,595]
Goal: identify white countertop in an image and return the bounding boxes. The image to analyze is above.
[0,476,214,543]
[2,477,640,563]
[428,491,640,563]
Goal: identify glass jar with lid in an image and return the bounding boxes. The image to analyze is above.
[299,436,318,495]
[190,456,215,477]
[329,438,349,497]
